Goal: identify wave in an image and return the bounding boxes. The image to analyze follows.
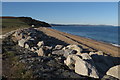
[111,43,120,47]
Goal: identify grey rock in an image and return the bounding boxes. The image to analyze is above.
[52,50,64,56]
[37,41,44,47]
[31,47,38,51]
[44,46,52,50]
[81,53,92,60]
[106,65,120,79]
[18,39,27,47]
[63,45,82,55]
[89,52,96,56]
[25,43,30,49]
[95,51,104,55]
[64,54,99,78]
[64,49,77,58]
[54,45,63,50]
[35,48,44,56]
[102,75,119,80]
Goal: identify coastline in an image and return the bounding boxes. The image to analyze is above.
[1,27,119,57]
[37,27,119,57]
[2,27,120,79]
[52,28,120,47]
[52,26,119,47]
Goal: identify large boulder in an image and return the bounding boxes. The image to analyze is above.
[54,45,63,50]
[63,45,82,55]
[89,51,104,56]
[25,43,30,49]
[52,49,77,58]
[12,31,22,41]
[35,48,44,56]
[18,39,27,47]
[12,31,19,37]
[19,32,27,39]
[64,54,99,78]
[95,51,104,55]
[25,38,37,48]
[64,54,75,70]
[31,47,38,52]
[26,36,32,40]
[89,52,97,56]
[52,50,65,56]
[37,41,44,47]
[12,30,29,42]
[81,53,92,60]
[44,46,52,50]
[106,65,120,79]
[63,49,77,58]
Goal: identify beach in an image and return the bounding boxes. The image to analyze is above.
[37,27,120,57]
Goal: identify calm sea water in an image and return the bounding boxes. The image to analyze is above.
[51,26,119,46]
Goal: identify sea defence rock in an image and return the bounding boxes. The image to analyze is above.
[9,28,120,79]
[52,48,78,58]
[35,48,44,56]
[89,52,96,56]
[63,45,82,55]
[106,65,120,79]
[81,53,92,60]
[31,47,38,52]
[64,54,99,78]
[37,41,44,47]
[89,51,104,56]
[63,49,77,58]
[25,43,30,49]
[95,51,104,55]
[54,45,63,50]
[52,50,65,56]
[18,39,27,47]
[12,28,45,56]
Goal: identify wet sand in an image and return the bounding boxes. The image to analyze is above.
[37,27,120,57]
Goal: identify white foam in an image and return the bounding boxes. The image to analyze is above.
[111,43,120,47]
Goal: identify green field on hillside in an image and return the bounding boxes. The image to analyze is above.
[1,18,31,34]
[1,17,51,35]
[2,18,28,27]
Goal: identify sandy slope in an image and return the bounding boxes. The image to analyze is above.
[37,27,120,57]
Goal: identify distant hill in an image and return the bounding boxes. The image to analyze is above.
[1,16,51,34]
[18,17,51,27]
[51,24,115,27]
[1,16,51,28]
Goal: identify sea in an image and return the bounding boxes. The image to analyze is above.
[51,26,120,47]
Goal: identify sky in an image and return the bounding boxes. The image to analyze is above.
[2,2,118,26]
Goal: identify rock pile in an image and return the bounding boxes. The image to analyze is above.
[11,28,120,79]
[12,28,51,56]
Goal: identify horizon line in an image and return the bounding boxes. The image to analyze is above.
[50,23,118,26]
[1,16,118,26]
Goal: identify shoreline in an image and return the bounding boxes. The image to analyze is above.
[37,27,120,57]
[52,27,119,48]
[54,30,120,48]
[2,27,120,79]
[111,43,120,47]
[1,27,120,57]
